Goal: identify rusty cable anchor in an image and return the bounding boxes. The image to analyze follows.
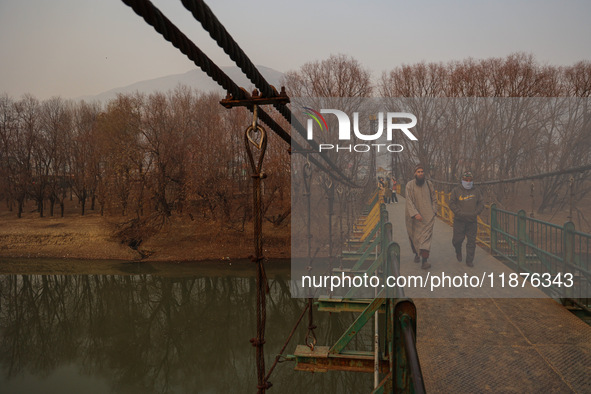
[245,105,267,179]
[302,155,317,351]
[245,104,270,393]
[245,104,268,267]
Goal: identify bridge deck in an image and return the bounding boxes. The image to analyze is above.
[385,198,591,393]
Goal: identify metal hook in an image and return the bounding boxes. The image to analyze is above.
[244,105,267,175]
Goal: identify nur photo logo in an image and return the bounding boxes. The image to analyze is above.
[303,107,418,152]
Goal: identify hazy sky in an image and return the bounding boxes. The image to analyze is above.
[1,0,590,100]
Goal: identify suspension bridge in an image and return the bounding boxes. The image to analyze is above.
[117,0,591,392]
[288,190,591,392]
[386,198,591,392]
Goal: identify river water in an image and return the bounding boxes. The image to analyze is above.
[0,260,373,393]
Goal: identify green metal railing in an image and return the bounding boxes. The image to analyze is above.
[490,204,591,311]
[340,203,389,299]
[293,199,426,393]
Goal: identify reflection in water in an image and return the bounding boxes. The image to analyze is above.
[0,271,373,393]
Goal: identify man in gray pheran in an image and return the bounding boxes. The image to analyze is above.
[449,171,484,267]
[405,164,438,269]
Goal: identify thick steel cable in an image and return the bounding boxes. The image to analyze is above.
[121,0,238,97]
[120,0,291,146]
[264,302,310,382]
[180,0,311,128]
[256,108,359,187]
[118,1,363,387]
[180,0,366,189]
[429,164,591,186]
[122,0,362,188]
[180,0,276,98]
[123,0,365,184]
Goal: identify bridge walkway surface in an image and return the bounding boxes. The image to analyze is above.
[386,197,591,393]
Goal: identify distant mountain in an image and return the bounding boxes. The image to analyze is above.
[78,65,284,103]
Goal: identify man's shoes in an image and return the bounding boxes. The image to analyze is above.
[466,260,474,267]
[414,254,420,263]
[421,260,431,269]
[456,250,462,262]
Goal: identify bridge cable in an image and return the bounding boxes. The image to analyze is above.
[243,105,270,392]
[120,0,286,141]
[264,302,310,382]
[120,0,360,188]
[302,158,317,351]
[179,0,367,188]
[428,164,591,186]
[119,1,368,387]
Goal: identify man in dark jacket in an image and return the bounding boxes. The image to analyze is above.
[449,171,484,267]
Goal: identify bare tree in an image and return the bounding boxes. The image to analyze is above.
[13,95,40,217]
[95,94,144,216]
[0,94,17,211]
[39,97,72,217]
[71,100,102,216]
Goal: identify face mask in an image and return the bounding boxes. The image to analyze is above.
[462,180,473,189]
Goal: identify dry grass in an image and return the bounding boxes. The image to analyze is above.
[0,201,290,262]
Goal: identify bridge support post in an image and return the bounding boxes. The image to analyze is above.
[517,210,527,272]
[563,221,575,299]
[393,299,425,393]
[490,204,498,256]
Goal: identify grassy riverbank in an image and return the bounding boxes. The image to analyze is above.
[0,206,290,262]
